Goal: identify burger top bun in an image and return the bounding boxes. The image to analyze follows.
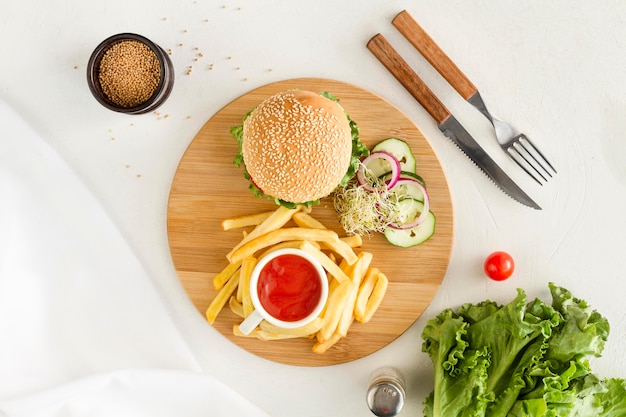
[242,90,353,204]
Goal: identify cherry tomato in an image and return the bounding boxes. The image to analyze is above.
[484,251,515,281]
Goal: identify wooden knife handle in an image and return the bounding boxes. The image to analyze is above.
[367,33,451,125]
[393,10,477,101]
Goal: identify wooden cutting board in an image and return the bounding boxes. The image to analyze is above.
[167,78,453,366]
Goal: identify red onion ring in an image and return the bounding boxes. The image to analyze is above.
[388,178,430,230]
[356,151,401,192]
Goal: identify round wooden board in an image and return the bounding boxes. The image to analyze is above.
[167,78,453,366]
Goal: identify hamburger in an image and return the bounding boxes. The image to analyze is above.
[231,90,368,208]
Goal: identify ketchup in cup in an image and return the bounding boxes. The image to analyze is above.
[258,253,323,321]
[238,248,328,335]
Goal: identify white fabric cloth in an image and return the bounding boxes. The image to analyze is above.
[0,369,269,417]
[0,99,270,416]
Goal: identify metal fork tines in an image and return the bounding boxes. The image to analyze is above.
[392,10,556,185]
[469,93,557,185]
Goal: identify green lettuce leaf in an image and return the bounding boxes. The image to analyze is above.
[598,378,626,416]
[545,283,610,363]
[422,309,492,417]
[420,284,624,417]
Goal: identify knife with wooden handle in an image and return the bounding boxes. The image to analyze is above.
[366,33,452,126]
[366,33,541,209]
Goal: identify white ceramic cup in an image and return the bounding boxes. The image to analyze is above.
[238,248,328,335]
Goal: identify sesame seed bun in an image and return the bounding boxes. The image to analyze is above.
[242,90,353,204]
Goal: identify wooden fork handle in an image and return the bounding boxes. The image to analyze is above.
[367,33,451,125]
[393,10,478,101]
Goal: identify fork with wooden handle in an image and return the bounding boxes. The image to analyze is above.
[392,10,556,185]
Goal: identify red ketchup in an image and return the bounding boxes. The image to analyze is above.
[257,254,323,322]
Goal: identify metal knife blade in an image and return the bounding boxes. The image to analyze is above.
[439,117,541,209]
[366,33,541,210]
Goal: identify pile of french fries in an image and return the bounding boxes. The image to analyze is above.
[206,205,389,354]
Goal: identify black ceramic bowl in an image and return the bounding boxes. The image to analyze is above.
[86,33,174,114]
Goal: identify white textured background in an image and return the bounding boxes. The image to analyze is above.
[1,1,625,416]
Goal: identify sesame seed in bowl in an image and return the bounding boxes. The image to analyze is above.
[86,33,174,114]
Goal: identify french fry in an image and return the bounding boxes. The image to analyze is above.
[319,265,343,318]
[312,332,343,354]
[206,270,240,324]
[256,240,320,261]
[327,252,337,265]
[227,206,302,261]
[221,211,274,231]
[298,240,350,283]
[240,257,257,317]
[213,260,242,290]
[229,296,244,318]
[293,212,358,265]
[354,267,379,322]
[320,240,358,265]
[340,234,363,248]
[233,325,304,340]
[259,317,325,337]
[292,212,326,229]
[318,280,354,343]
[359,272,389,323]
[229,228,340,264]
[337,252,373,336]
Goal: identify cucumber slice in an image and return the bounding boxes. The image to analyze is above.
[397,171,425,186]
[379,172,427,203]
[379,170,425,185]
[372,138,417,173]
[384,199,435,248]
